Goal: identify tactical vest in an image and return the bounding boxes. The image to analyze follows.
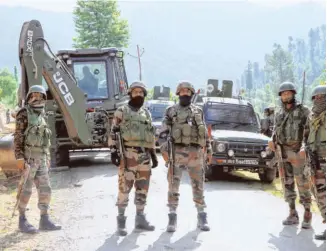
[170,104,206,147]
[24,107,51,157]
[275,104,307,145]
[307,111,326,158]
[120,106,155,148]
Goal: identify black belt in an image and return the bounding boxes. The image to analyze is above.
[124,146,149,152]
[174,143,202,148]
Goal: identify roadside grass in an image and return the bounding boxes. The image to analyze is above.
[233,170,320,213]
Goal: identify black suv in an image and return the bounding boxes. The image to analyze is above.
[200,97,275,183]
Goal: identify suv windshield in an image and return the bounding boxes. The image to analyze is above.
[148,104,170,122]
[73,61,108,100]
[204,103,259,132]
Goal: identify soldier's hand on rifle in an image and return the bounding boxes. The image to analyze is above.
[268,141,275,152]
[110,148,121,167]
[299,148,306,159]
[112,126,120,133]
[207,154,212,164]
[149,150,158,168]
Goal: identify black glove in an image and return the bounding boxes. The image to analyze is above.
[111,150,120,167]
[150,150,158,168]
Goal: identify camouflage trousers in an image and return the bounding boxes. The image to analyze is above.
[311,162,326,222]
[18,156,51,215]
[116,146,152,211]
[283,149,312,209]
[166,145,206,212]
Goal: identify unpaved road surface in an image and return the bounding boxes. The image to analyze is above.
[0,152,326,251]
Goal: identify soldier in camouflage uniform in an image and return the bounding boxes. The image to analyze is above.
[109,81,158,236]
[159,81,213,232]
[269,82,312,229]
[14,85,61,234]
[301,85,326,240]
[261,107,275,137]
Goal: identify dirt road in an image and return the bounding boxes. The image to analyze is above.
[0,153,325,251]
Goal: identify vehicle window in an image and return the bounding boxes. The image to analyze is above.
[148,104,170,121]
[205,103,259,129]
[73,61,108,99]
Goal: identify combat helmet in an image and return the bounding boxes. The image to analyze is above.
[127,81,147,96]
[26,85,47,101]
[311,85,326,100]
[278,82,296,96]
[175,81,195,95]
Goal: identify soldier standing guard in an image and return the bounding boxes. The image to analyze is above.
[269,82,312,229]
[159,81,213,232]
[301,85,326,240]
[109,81,158,236]
[14,85,61,234]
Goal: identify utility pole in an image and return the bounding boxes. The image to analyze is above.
[127,45,145,81]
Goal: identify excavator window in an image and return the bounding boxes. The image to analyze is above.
[73,61,109,100]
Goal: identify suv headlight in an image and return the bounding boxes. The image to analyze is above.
[261,151,267,158]
[217,143,226,152]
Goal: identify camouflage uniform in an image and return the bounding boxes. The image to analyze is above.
[109,81,157,236]
[159,81,213,232]
[14,85,61,234]
[271,82,312,229]
[302,85,326,240]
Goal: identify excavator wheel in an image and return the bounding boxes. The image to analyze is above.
[56,146,70,167]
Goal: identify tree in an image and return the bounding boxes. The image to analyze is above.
[73,0,130,49]
[246,60,253,90]
[0,69,18,107]
[14,66,19,83]
[264,44,294,86]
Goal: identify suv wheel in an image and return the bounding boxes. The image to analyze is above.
[204,163,213,181]
[258,165,276,184]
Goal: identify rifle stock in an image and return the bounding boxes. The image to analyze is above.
[12,161,30,218]
[276,144,286,196]
[116,132,127,170]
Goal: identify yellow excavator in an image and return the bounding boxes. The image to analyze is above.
[0,20,129,178]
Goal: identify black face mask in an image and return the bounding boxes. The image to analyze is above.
[28,99,45,113]
[312,95,326,115]
[179,95,192,106]
[129,96,144,108]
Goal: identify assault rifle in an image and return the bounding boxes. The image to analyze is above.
[273,113,290,196]
[12,159,29,218]
[115,128,127,170]
[306,148,320,200]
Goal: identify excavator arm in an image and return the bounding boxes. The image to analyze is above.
[19,20,92,145]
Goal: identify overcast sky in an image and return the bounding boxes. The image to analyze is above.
[0,0,325,12]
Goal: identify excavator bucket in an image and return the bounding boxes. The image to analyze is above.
[0,134,20,178]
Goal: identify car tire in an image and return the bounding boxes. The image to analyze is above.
[204,164,213,181]
[258,165,276,184]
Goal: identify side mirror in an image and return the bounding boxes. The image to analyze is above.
[114,94,119,100]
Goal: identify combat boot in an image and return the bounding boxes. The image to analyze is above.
[39,214,62,231]
[315,230,326,240]
[166,213,177,232]
[117,215,127,236]
[282,209,299,225]
[301,211,312,229]
[197,212,210,231]
[135,213,155,231]
[19,215,38,234]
